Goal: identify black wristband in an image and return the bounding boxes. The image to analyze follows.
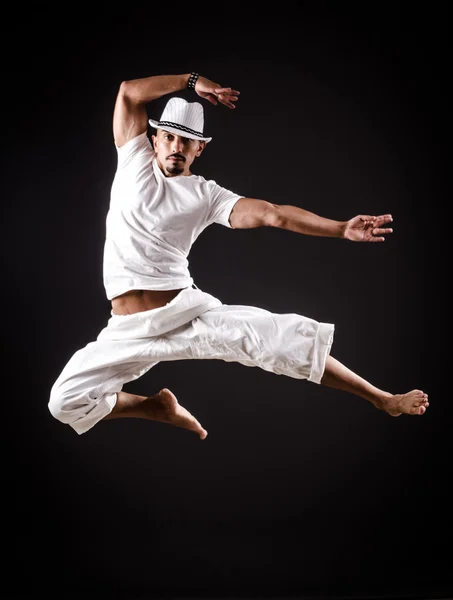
[187,72,199,91]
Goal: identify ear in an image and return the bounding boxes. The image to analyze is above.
[151,134,157,151]
[196,141,206,157]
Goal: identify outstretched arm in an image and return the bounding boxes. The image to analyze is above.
[113,73,240,147]
[229,198,393,242]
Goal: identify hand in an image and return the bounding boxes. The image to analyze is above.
[194,75,240,109]
[343,214,393,242]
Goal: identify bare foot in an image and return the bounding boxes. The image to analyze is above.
[374,389,429,417]
[148,388,208,439]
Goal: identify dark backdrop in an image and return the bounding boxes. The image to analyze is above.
[3,7,451,600]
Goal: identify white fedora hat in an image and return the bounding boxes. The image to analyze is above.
[149,97,212,143]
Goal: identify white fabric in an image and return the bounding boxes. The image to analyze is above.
[103,132,242,300]
[48,287,334,435]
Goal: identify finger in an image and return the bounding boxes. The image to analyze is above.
[220,100,236,109]
[216,93,240,103]
[375,214,393,224]
[218,96,239,106]
[214,87,240,95]
[218,95,237,109]
[373,227,393,235]
[359,215,376,225]
[205,94,219,106]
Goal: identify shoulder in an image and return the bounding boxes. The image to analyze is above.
[116,132,154,169]
[185,174,240,204]
[116,131,152,153]
[197,176,230,193]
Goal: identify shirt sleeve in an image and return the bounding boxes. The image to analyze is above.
[207,180,243,228]
[115,132,154,170]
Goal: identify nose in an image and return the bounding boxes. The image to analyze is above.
[172,137,184,154]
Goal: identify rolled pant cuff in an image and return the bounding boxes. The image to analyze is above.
[307,323,335,384]
[70,393,117,435]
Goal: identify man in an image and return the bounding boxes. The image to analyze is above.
[48,71,429,438]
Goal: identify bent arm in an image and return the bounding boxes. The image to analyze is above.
[113,73,240,148]
[113,74,191,147]
[229,198,345,238]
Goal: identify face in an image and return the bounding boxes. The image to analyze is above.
[152,129,206,177]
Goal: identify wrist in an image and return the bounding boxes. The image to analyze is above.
[339,221,348,239]
[187,72,199,91]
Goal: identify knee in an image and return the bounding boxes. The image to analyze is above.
[48,379,85,425]
[48,380,68,424]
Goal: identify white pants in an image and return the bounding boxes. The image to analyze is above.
[49,286,334,435]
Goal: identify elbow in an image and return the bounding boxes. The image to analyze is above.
[118,80,133,99]
[267,204,285,228]
[118,80,144,105]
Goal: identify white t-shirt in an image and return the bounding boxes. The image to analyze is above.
[103,132,242,300]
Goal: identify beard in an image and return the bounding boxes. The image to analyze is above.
[166,164,184,176]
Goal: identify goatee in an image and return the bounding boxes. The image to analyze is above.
[167,166,184,176]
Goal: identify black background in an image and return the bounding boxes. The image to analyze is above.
[3,6,451,600]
